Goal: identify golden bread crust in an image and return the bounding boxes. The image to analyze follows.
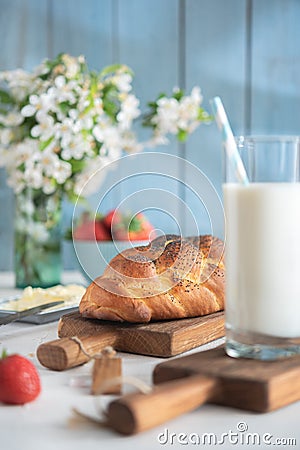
[79,235,225,323]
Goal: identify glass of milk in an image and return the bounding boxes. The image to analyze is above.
[223,135,300,360]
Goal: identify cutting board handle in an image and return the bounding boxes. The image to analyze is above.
[37,333,117,371]
[107,374,219,435]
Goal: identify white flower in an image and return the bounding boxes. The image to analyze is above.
[0,128,14,145]
[15,140,36,164]
[177,87,203,131]
[1,69,34,101]
[33,60,50,77]
[113,73,133,93]
[31,112,55,141]
[47,195,60,212]
[77,93,90,113]
[190,86,202,103]
[53,160,72,184]
[24,166,43,189]
[153,97,180,134]
[54,75,67,89]
[39,150,60,177]
[14,215,26,232]
[121,130,143,153]
[93,116,124,154]
[67,135,87,160]
[68,108,78,120]
[42,178,56,195]
[90,97,103,116]
[18,198,35,215]
[151,87,204,136]
[117,94,140,130]
[0,111,24,127]
[61,54,82,78]
[102,127,123,152]
[7,170,25,193]
[51,76,77,104]
[77,114,94,131]
[21,92,54,117]
[55,117,75,147]
[29,222,49,243]
[60,148,72,161]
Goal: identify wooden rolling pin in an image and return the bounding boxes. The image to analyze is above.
[37,333,117,371]
[106,375,216,435]
[102,346,300,435]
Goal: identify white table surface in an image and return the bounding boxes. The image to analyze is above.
[0,271,299,450]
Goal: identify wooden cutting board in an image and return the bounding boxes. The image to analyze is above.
[36,311,224,370]
[106,345,300,435]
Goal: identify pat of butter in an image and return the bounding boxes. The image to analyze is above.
[2,284,86,312]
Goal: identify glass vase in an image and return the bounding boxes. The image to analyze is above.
[14,189,62,288]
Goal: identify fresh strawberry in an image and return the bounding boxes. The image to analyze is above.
[95,220,111,241]
[112,212,155,241]
[0,351,41,405]
[73,220,95,240]
[112,227,128,241]
[74,209,155,242]
[129,213,155,241]
[74,217,111,241]
[103,209,122,231]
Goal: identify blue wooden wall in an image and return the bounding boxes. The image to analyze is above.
[1,0,300,270]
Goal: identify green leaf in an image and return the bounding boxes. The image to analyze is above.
[39,136,54,151]
[100,64,122,77]
[128,215,142,232]
[0,108,9,115]
[198,108,213,123]
[102,83,119,97]
[67,190,89,206]
[1,349,8,359]
[177,129,188,142]
[45,53,64,71]
[172,89,184,101]
[64,227,73,240]
[0,89,15,105]
[59,101,71,115]
[147,102,157,109]
[69,159,86,174]
[100,64,134,78]
[142,114,156,128]
[103,99,119,119]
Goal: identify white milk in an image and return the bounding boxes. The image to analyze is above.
[223,183,300,338]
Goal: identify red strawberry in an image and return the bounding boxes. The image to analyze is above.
[112,227,128,241]
[73,220,95,240]
[129,213,155,241]
[103,209,122,231]
[0,351,41,405]
[95,220,111,241]
[74,218,111,241]
[112,212,155,241]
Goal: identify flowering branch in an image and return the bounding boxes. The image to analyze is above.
[143,87,212,145]
[0,53,211,199]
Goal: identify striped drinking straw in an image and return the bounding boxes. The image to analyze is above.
[210,97,249,185]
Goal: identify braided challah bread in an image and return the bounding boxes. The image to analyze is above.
[79,235,225,323]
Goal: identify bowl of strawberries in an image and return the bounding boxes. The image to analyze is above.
[72,208,156,283]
